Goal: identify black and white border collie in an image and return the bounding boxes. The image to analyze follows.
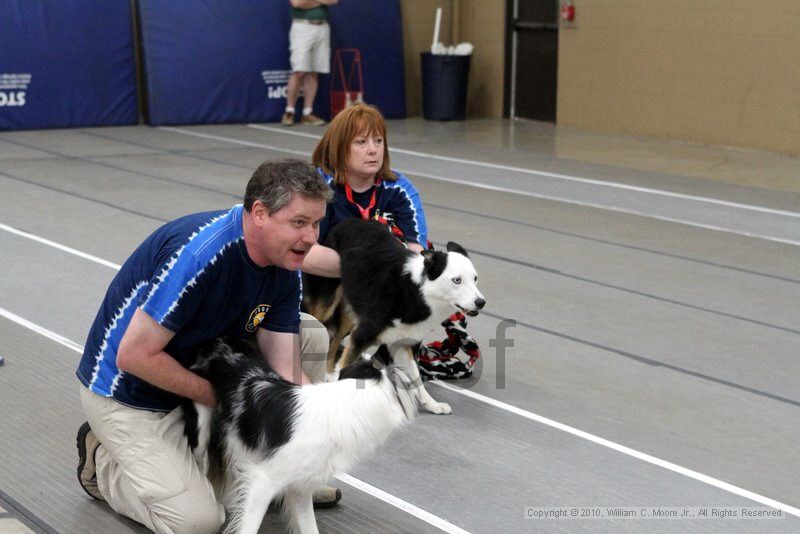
[184,338,416,534]
[304,219,486,415]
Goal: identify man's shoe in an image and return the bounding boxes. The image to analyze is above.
[312,485,342,509]
[76,422,104,500]
[281,111,295,126]
[300,113,325,126]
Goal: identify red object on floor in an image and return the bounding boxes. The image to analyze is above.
[330,48,364,118]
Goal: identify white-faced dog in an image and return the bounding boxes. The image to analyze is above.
[184,338,417,534]
[303,219,485,415]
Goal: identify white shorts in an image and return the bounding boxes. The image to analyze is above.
[289,20,331,74]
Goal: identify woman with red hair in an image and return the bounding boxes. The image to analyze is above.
[303,103,480,381]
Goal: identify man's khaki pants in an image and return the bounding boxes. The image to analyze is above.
[79,313,328,533]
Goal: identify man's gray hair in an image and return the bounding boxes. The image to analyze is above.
[244,159,332,213]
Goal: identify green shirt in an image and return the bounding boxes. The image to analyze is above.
[291,5,328,21]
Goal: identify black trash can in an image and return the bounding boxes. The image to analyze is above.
[421,52,471,120]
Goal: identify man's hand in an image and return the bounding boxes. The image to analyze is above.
[117,308,216,406]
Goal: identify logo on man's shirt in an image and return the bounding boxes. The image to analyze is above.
[246,304,271,332]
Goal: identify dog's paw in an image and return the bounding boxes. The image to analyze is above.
[423,401,452,415]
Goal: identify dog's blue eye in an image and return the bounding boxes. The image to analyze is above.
[452,277,461,285]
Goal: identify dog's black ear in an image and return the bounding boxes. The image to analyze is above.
[421,249,448,280]
[446,241,469,257]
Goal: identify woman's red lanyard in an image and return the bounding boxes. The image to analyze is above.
[344,179,380,220]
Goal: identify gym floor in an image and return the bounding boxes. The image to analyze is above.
[1,118,798,533]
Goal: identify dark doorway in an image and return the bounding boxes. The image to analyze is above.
[505,0,558,122]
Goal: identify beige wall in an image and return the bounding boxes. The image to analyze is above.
[557,0,800,155]
[401,0,506,118]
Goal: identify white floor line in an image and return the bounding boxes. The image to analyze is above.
[157,126,800,247]
[431,381,800,519]
[246,123,320,139]
[0,307,84,354]
[158,126,308,157]
[377,171,800,247]
[0,222,122,270]
[4,223,799,519]
[335,473,470,534]
[246,123,800,219]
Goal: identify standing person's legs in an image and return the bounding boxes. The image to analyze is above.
[285,21,315,125]
[299,73,324,124]
[299,23,330,125]
[284,72,305,124]
[79,387,224,534]
[300,73,319,112]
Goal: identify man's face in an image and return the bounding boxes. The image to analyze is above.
[251,193,326,269]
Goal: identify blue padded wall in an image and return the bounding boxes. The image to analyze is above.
[138,0,405,125]
[0,0,138,130]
